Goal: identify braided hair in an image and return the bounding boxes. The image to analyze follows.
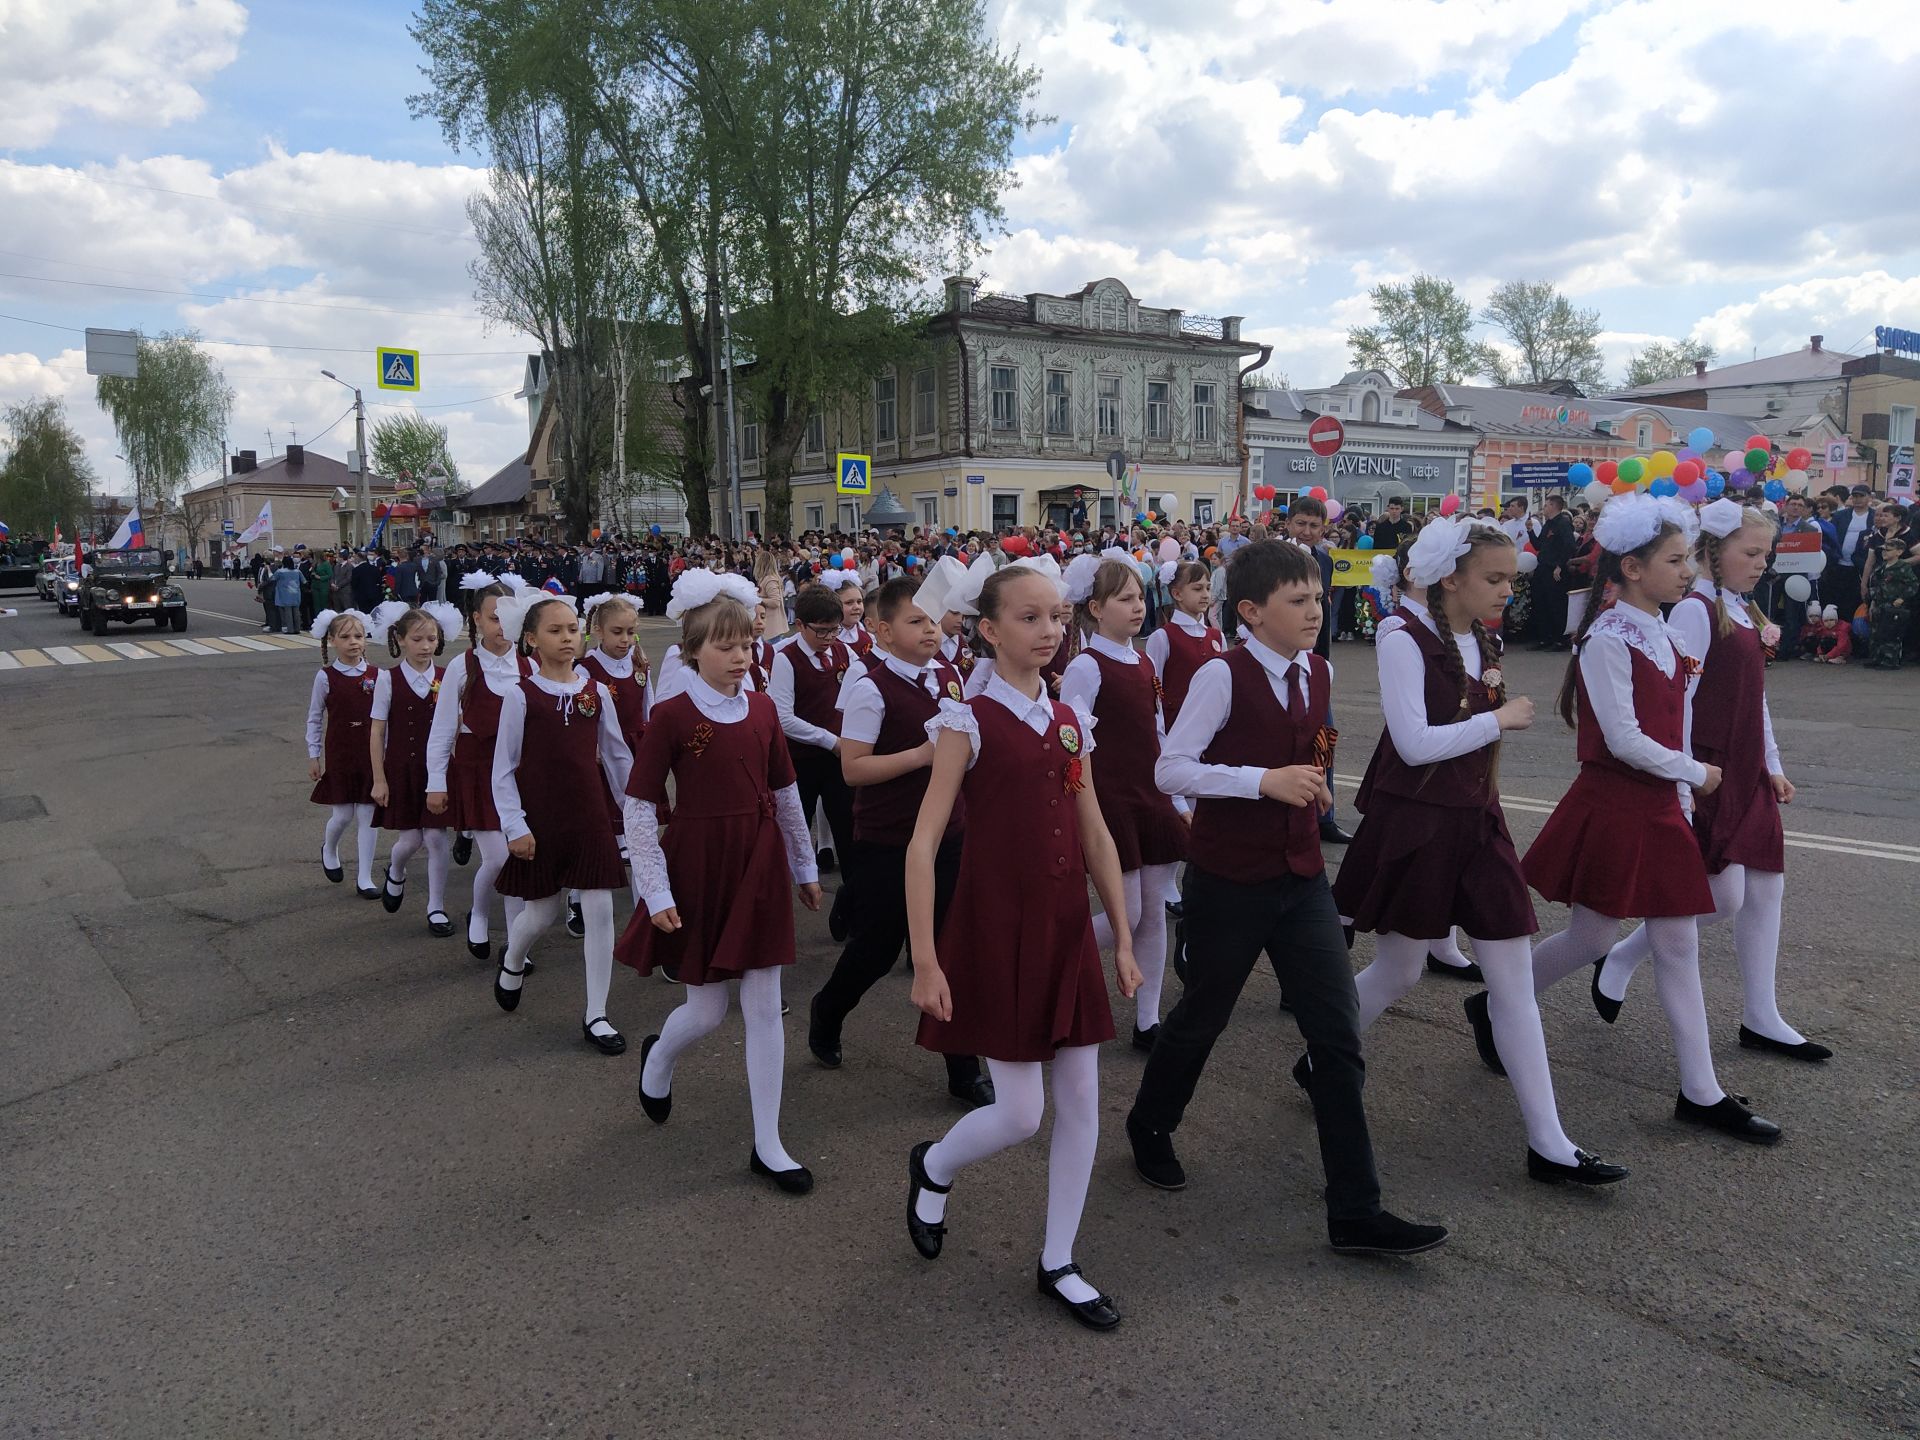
[1697,509,1777,639]
[1555,519,1686,727]
[385,607,445,658]
[1429,526,1516,716]
[465,582,509,649]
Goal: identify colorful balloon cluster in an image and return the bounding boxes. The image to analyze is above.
[1573,429,1803,508]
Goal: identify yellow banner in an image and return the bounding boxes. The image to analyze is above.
[1328,548,1381,587]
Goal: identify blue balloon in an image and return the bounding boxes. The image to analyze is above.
[1649,477,1678,497]
[1356,535,1375,550]
[1764,480,1787,502]
[649,524,661,535]
[1566,462,1595,487]
[903,555,918,568]
[1687,426,1716,453]
[1704,473,1726,498]
[828,554,844,568]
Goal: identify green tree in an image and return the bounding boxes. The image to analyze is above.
[0,396,95,541]
[1621,338,1718,390]
[94,330,233,523]
[1480,280,1607,392]
[370,412,462,492]
[1347,275,1484,388]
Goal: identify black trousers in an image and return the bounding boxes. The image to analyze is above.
[1822,563,1862,620]
[1532,571,1570,643]
[791,744,855,868]
[813,836,979,1086]
[1131,866,1382,1221]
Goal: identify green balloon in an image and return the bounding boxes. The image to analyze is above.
[1618,457,1645,483]
[1744,447,1770,472]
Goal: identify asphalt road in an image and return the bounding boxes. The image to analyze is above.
[3,577,1916,1439]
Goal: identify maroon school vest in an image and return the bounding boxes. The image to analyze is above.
[784,637,851,734]
[1085,647,1165,815]
[1188,647,1329,882]
[579,651,648,753]
[1363,615,1500,808]
[853,657,967,845]
[1677,593,1767,784]
[1159,619,1224,725]
[322,665,377,768]
[1575,629,1688,787]
[383,664,443,768]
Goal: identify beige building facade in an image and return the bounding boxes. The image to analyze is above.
[181,447,402,563]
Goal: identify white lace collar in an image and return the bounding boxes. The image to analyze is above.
[1589,602,1680,674]
[528,670,588,697]
[1087,632,1139,664]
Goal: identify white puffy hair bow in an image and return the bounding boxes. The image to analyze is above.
[1696,497,1747,539]
[1594,491,1699,555]
[1404,516,1473,587]
[458,569,499,592]
[912,554,972,622]
[309,607,374,641]
[666,568,760,621]
[496,587,577,643]
[1370,554,1401,592]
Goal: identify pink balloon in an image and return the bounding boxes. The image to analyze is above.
[1678,479,1707,503]
[1438,494,1462,516]
[1722,449,1744,472]
[1325,499,1345,524]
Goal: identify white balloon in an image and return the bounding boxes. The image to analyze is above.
[1160,494,1179,512]
[1807,551,1827,577]
[1785,469,1811,494]
[1516,549,1539,575]
[1783,575,1812,603]
[1583,480,1610,508]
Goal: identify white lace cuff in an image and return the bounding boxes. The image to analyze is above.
[925,698,982,766]
[622,795,674,914]
[773,782,817,883]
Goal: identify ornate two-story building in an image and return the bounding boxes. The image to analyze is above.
[716,277,1268,536]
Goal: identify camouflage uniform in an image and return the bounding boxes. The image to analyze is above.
[1867,558,1916,669]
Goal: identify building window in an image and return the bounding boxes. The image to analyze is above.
[989,365,1018,432]
[991,492,1020,531]
[839,501,859,532]
[1097,375,1121,438]
[1046,369,1073,436]
[744,507,760,535]
[1636,421,1652,449]
[1193,383,1217,443]
[916,494,939,529]
[1361,390,1380,423]
[913,367,936,437]
[804,503,825,531]
[1194,497,1215,525]
[741,421,760,463]
[874,374,897,443]
[1892,404,1917,448]
[805,412,824,455]
[1147,380,1171,440]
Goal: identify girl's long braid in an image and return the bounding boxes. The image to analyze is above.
[1556,550,1619,728]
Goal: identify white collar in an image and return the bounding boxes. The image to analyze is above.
[1397,593,1438,636]
[330,659,368,676]
[1611,602,1669,638]
[475,644,518,672]
[1171,610,1207,635]
[838,624,867,644]
[397,658,435,693]
[587,647,634,678]
[1691,577,1753,627]
[982,669,1054,730]
[1087,632,1139,664]
[528,670,587,696]
[685,669,750,721]
[876,647,933,684]
[1240,631,1307,683]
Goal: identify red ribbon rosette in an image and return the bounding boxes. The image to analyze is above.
[686,721,715,757]
[1311,724,1339,771]
[1064,756,1085,795]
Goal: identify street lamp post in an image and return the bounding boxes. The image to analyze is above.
[320,370,370,547]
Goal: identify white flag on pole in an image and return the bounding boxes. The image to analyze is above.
[236,500,273,544]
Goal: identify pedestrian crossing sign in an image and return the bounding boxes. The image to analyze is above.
[376,347,420,392]
[836,452,871,495]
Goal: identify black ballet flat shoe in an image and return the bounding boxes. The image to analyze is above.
[380,869,405,914]
[1590,959,1622,1026]
[1125,1112,1186,1191]
[321,854,343,884]
[1318,820,1354,846]
[636,1034,671,1123]
[426,910,454,938]
[1342,923,1355,951]
[357,885,381,901]
[806,996,843,1068]
[907,1140,950,1259]
[1164,899,1185,919]
[1464,990,1506,1077]
[1737,1025,1833,1062]
[1328,1211,1451,1257]
[565,901,584,939]
[749,1149,814,1195]
[947,1075,995,1110]
[827,885,852,943]
[452,833,473,867]
[816,846,837,873]
[1527,1147,1630,1187]
[581,1017,626,1056]
[1426,954,1484,982]
[1131,1023,1159,1054]
[493,963,526,1013]
[1674,1093,1782,1145]
[1036,1260,1122,1331]
[1291,1052,1313,1096]
[465,913,490,961]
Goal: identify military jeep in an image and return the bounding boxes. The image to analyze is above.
[78,548,189,635]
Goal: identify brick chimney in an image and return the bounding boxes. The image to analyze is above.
[233,450,257,473]
[285,444,304,468]
[943,276,976,314]
[1810,334,1824,353]
[1694,360,1708,377]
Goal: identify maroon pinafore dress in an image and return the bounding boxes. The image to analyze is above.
[1040,629,1077,699]
[1678,594,1784,875]
[447,649,527,832]
[1158,619,1225,726]
[1332,620,1535,940]
[494,679,627,900]
[917,696,1115,1062]
[1523,628,1715,918]
[1084,648,1188,872]
[374,664,447,831]
[309,666,377,806]
[579,650,649,833]
[614,691,800,984]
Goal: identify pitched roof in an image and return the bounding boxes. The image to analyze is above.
[1420,383,1766,448]
[1611,343,1856,397]
[466,456,533,508]
[185,448,391,496]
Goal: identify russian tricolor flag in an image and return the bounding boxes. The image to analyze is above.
[107,507,145,550]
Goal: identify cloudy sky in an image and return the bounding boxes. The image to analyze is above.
[3,0,1919,502]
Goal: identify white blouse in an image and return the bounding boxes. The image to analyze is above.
[1672,579,1782,776]
[838,648,947,745]
[1375,597,1503,767]
[1576,603,1708,790]
[926,669,1095,770]
[370,659,436,723]
[425,644,521,791]
[490,672,633,843]
[1142,608,1209,680]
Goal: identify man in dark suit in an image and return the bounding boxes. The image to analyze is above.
[1530,494,1576,650]
[1824,484,1876,620]
[348,552,384,611]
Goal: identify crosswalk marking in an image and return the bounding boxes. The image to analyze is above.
[12,648,54,667]
[224,635,283,652]
[0,652,19,670]
[261,635,311,650]
[0,632,326,673]
[75,644,122,663]
[162,638,217,656]
[197,637,251,653]
[108,642,158,659]
[44,646,89,665]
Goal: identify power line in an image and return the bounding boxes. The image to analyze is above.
[0,310,530,357]
[369,390,518,410]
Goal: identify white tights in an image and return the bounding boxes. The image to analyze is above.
[1091,863,1177,1031]
[1534,905,1725,1107]
[917,1045,1103,1304]
[324,803,377,890]
[386,828,452,916]
[1352,932,1579,1164]
[1597,867,1801,1044]
[640,969,797,1170]
[467,830,525,946]
[495,890,616,1032]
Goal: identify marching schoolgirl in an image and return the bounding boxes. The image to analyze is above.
[961,554,1065,700]
[1524,494,1782,1143]
[1595,500,1828,1060]
[904,562,1140,1330]
[929,555,985,683]
[822,569,875,656]
[368,600,464,935]
[572,592,651,923]
[1142,560,1224,728]
[617,576,823,1191]
[306,607,380,897]
[1331,521,1626,1185]
[655,572,763,703]
[426,573,530,960]
[1057,554,1188,1048]
[771,582,858,899]
[490,592,634,1055]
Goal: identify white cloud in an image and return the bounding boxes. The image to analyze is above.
[0,0,247,147]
